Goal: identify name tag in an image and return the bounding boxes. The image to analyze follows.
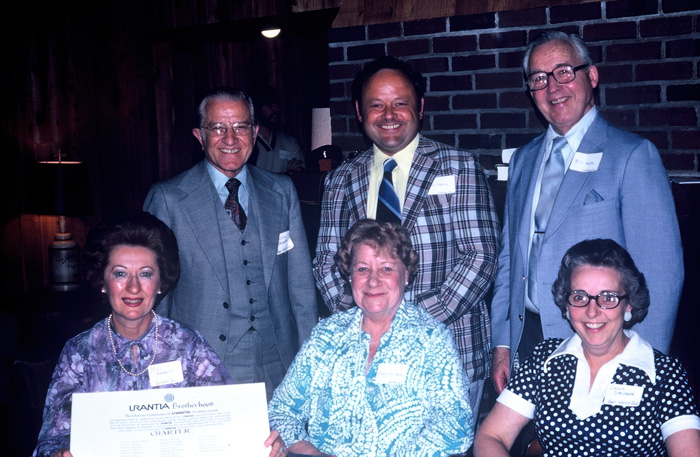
[604,383,644,407]
[375,363,408,385]
[428,175,456,195]
[148,360,184,387]
[570,152,603,172]
[277,230,294,255]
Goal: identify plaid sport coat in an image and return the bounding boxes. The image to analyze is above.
[313,135,500,381]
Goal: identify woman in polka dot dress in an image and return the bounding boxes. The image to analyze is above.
[475,239,700,456]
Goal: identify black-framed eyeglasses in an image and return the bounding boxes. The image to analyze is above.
[567,291,629,309]
[526,64,589,91]
[202,122,254,137]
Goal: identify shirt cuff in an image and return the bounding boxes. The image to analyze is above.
[661,414,700,440]
[496,389,536,419]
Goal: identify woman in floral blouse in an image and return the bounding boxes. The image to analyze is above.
[33,211,232,457]
[266,219,473,457]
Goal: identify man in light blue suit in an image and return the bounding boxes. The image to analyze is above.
[144,87,318,400]
[490,31,683,393]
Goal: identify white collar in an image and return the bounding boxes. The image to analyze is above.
[543,106,598,161]
[544,330,656,420]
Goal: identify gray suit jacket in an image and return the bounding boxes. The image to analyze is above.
[491,114,683,367]
[144,160,318,369]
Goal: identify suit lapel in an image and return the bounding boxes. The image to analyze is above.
[545,117,608,239]
[248,167,282,289]
[513,137,546,265]
[345,152,372,223]
[403,136,439,234]
[178,162,230,295]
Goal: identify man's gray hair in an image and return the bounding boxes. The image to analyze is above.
[196,87,256,128]
[523,31,593,75]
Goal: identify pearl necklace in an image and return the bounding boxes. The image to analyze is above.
[107,310,158,377]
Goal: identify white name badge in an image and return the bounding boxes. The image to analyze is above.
[570,152,603,172]
[277,230,294,255]
[428,175,456,195]
[604,383,644,407]
[375,363,408,385]
[148,360,184,387]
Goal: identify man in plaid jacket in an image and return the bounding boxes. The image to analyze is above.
[313,56,500,420]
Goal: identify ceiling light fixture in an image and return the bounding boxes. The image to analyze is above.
[261,28,281,38]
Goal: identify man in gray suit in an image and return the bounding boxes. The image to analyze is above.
[490,31,683,393]
[144,87,318,399]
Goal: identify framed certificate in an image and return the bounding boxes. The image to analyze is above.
[70,383,269,457]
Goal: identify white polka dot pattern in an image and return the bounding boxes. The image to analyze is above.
[507,338,699,456]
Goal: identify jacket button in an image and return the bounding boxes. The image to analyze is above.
[249,298,255,304]
[246,280,252,285]
[250,315,256,321]
[219,334,226,341]
[241,240,246,245]
[243,260,248,265]
[223,302,229,309]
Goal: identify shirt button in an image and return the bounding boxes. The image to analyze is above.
[219,334,226,341]
[223,302,230,309]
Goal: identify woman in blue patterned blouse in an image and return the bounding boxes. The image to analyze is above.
[33,212,233,457]
[266,219,473,457]
[475,239,700,457]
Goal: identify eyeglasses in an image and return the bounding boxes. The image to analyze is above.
[202,122,254,137]
[526,64,589,91]
[567,291,629,309]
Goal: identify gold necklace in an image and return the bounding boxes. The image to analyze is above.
[107,310,159,376]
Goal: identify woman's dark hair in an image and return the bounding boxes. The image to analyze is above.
[83,211,180,296]
[551,238,649,328]
[351,56,427,108]
[336,219,419,283]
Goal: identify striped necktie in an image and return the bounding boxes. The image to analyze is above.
[376,158,401,223]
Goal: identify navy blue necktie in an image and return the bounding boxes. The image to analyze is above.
[376,158,401,223]
[225,178,247,231]
[527,136,567,310]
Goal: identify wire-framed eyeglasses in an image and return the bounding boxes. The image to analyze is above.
[202,122,254,137]
[567,291,629,309]
[526,64,589,91]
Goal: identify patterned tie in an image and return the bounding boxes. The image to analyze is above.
[376,158,401,223]
[225,178,247,231]
[527,136,567,310]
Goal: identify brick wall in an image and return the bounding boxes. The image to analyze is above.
[327,0,700,176]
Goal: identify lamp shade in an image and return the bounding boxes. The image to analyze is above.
[24,161,94,216]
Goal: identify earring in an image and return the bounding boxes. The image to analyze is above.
[101,287,106,294]
[157,290,162,295]
[624,310,632,322]
[405,281,409,286]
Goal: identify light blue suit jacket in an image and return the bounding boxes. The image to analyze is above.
[144,161,318,370]
[491,114,683,367]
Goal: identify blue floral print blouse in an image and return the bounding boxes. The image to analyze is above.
[268,301,474,457]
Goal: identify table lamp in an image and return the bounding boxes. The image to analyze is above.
[24,160,94,291]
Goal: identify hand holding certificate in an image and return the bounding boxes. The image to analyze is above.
[71,383,270,457]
